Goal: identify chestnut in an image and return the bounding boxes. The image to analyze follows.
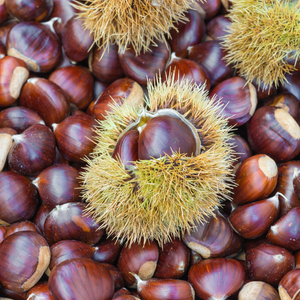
[278,269,300,300]
[32,203,52,235]
[135,275,195,300]
[168,9,205,58]
[246,244,295,286]
[102,263,125,291]
[188,41,234,88]
[7,20,62,73]
[0,19,18,47]
[53,113,98,163]
[229,193,280,239]
[248,106,300,162]
[27,281,54,300]
[8,124,56,176]
[49,65,94,110]
[238,281,280,300]
[182,210,233,258]
[0,107,45,134]
[197,0,221,20]
[206,15,231,41]
[4,220,40,238]
[227,134,252,165]
[154,238,190,279]
[49,240,95,273]
[32,164,81,209]
[267,207,300,251]
[19,78,70,126]
[5,0,53,22]
[279,71,300,101]
[0,231,50,293]
[43,202,104,246]
[210,77,257,127]
[92,77,144,121]
[0,56,29,107]
[0,171,38,223]
[62,16,94,62]
[0,133,12,172]
[0,2,7,26]
[89,43,125,84]
[233,154,278,205]
[118,40,170,86]
[188,258,245,300]
[252,78,277,102]
[49,258,114,300]
[117,240,159,287]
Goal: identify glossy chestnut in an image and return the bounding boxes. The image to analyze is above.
[117,240,159,287]
[238,281,280,300]
[8,124,56,176]
[118,41,170,86]
[27,281,54,300]
[252,78,277,102]
[246,244,295,286]
[0,2,7,26]
[0,107,45,134]
[210,77,257,126]
[278,269,300,300]
[0,231,50,293]
[279,71,300,101]
[4,220,39,238]
[206,15,231,41]
[0,19,18,47]
[0,171,38,223]
[49,65,94,110]
[227,134,252,165]
[53,113,98,163]
[0,56,29,107]
[44,202,104,246]
[89,43,125,83]
[188,258,245,300]
[168,9,205,58]
[32,203,52,235]
[229,193,280,239]
[49,258,114,300]
[7,20,62,73]
[248,106,300,162]
[102,263,125,291]
[197,0,221,20]
[19,78,70,126]
[33,164,81,209]
[233,154,278,205]
[62,16,94,62]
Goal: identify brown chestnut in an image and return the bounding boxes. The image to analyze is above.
[7,20,62,73]
[278,269,300,300]
[206,15,231,41]
[248,107,300,162]
[0,231,50,293]
[4,220,39,238]
[238,281,280,300]
[27,281,54,300]
[49,258,114,300]
[32,203,52,236]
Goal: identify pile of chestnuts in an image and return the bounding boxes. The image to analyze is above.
[0,0,300,299]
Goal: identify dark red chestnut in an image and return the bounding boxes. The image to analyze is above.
[118,240,159,287]
[206,15,231,41]
[92,78,144,121]
[248,106,300,162]
[135,275,195,300]
[138,115,198,160]
[154,238,190,279]
[233,154,278,205]
[49,65,94,110]
[93,237,123,265]
[163,54,211,89]
[8,124,56,176]
[197,0,221,20]
[210,77,257,126]
[252,78,277,102]
[53,113,98,163]
[62,16,94,62]
[279,71,300,101]
[188,258,245,300]
[33,164,81,209]
[5,0,53,22]
[0,19,18,47]
[227,134,252,165]
[89,43,125,83]
[238,281,280,300]
[44,202,104,246]
[0,56,29,107]
[0,171,38,223]
[102,263,125,291]
[182,210,233,258]
[0,231,50,293]
[267,207,300,251]
[49,258,114,300]
[19,78,70,126]
[229,193,280,239]
[4,220,39,238]
[118,40,170,86]
[188,41,234,88]
[27,281,54,300]
[0,107,45,134]
[0,1,7,26]
[168,9,205,58]
[33,203,52,235]
[246,244,295,286]
[278,269,300,300]
[7,20,62,73]
[49,240,95,273]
